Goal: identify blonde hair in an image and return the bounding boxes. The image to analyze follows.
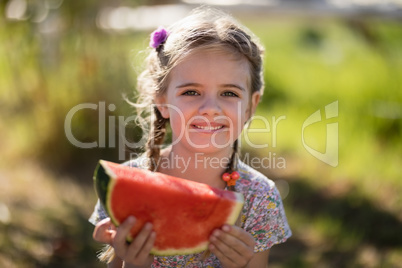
[99,6,264,263]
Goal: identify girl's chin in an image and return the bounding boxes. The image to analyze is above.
[171,133,237,153]
[183,139,234,152]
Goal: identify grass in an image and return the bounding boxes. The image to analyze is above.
[242,15,402,268]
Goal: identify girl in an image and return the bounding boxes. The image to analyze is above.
[90,6,291,268]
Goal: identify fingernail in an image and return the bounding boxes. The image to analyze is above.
[210,235,216,242]
[127,216,136,223]
[222,225,230,232]
[213,230,220,237]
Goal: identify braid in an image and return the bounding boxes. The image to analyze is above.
[226,139,239,191]
[147,106,168,171]
[229,139,243,229]
[97,245,115,263]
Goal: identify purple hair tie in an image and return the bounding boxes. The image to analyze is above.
[149,27,169,49]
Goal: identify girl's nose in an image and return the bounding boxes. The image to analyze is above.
[198,96,222,116]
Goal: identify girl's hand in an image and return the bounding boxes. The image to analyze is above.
[93,217,156,268]
[209,225,255,268]
[93,217,116,244]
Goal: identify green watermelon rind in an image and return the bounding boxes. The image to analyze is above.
[94,160,244,256]
[95,160,119,227]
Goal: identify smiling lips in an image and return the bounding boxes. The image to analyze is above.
[191,123,226,132]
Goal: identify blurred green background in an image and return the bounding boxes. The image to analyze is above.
[1,0,401,267]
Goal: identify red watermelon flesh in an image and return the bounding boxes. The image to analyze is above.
[94,160,244,256]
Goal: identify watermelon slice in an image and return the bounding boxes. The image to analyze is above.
[94,160,244,256]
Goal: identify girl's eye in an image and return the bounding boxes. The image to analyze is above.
[222,91,239,97]
[182,90,199,96]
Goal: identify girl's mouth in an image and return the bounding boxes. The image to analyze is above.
[191,124,225,132]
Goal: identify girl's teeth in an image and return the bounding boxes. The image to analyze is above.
[194,125,223,130]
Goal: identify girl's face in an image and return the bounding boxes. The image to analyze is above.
[156,50,260,155]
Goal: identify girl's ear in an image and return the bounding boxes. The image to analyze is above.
[246,91,261,119]
[154,96,170,119]
[251,91,261,115]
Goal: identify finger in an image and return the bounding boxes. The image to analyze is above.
[93,218,116,244]
[222,225,255,248]
[210,234,252,268]
[126,223,154,257]
[113,216,136,254]
[135,230,156,261]
[209,242,237,267]
[210,229,244,257]
[210,229,254,263]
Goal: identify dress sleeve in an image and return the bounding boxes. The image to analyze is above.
[88,199,109,225]
[243,184,292,252]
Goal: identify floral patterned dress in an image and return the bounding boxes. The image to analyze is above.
[89,158,292,268]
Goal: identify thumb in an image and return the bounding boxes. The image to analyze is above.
[93,218,116,244]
